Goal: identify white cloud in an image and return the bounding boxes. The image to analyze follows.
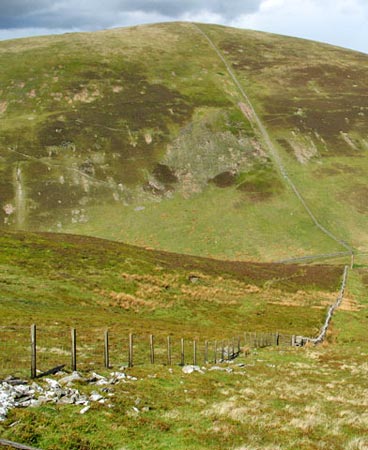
[231,0,368,53]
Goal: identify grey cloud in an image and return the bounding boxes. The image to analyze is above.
[0,0,50,16]
[115,0,261,18]
[0,0,263,30]
[0,0,52,28]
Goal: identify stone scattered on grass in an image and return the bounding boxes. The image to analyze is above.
[80,405,90,415]
[0,370,139,421]
[182,365,205,374]
[59,371,84,385]
[208,366,233,373]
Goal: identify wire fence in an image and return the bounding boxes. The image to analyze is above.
[0,325,298,379]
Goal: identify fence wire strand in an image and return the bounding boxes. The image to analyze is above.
[0,326,294,377]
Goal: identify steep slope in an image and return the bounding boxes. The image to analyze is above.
[0,23,367,261]
[198,24,368,254]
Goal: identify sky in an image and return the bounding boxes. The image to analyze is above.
[0,0,367,54]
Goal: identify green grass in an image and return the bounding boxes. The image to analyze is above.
[1,22,367,260]
[202,24,368,255]
[1,23,368,449]
[61,185,344,262]
[0,230,341,333]
[0,229,344,379]
[0,231,366,450]
[1,339,368,449]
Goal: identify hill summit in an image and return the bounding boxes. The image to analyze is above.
[0,22,367,261]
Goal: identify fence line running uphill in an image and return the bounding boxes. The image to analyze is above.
[0,267,349,378]
[0,326,297,379]
[302,265,349,345]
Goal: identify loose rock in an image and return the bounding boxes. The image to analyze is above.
[182,365,204,374]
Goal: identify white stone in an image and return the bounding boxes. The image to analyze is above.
[59,372,83,385]
[182,365,204,374]
[80,405,90,414]
[44,378,61,389]
[111,372,126,380]
[90,393,103,402]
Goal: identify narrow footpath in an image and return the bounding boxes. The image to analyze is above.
[193,24,354,261]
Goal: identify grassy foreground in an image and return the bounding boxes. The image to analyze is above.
[1,320,368,449]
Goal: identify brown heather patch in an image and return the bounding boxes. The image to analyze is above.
[180,285,242,304]
[120,271,261,305]
[219,32,368,156]
[339,295,364,312]
[265,289,336,308]
[243,284,261,293]
[0,100,8,114]
[360,270,368,288]
[312,163,363,180]
[136,284,165,299]
[339,184,368,214]
[209,171,236,188]
[72,87,101,103]
[121,272,181,288]
[96,289,171,311]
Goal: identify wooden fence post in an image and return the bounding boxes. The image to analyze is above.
[150,335,154,364]
[31,324,36,379]
[193,340,197,366]
[204,340,208,364]
[104,329,109,368]
[291,335,296,347]
[128,333,133,368]
[180,338,185,366]
[221,340,225,361]
[71,328,77,372]
[237,336,241,354]
[214,340,217,364]
[275,332,280,346]
[167,336,172,366]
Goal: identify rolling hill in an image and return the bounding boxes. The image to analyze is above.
[1,23,368,449]
[0,229,343,336]
[0,22,367,262]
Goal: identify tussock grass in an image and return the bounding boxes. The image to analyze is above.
[0,230,367,448]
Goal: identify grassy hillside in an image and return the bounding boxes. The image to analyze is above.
[0,233,367,449]
[1,23,367,261]
[0,228,346,377]
[201,24,368,253]
[0,230,343,335]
